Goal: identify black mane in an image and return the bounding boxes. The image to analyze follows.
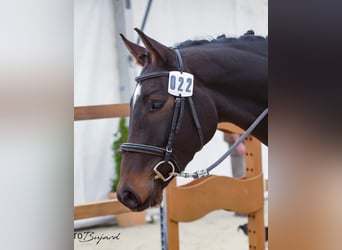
[175,30,268,56]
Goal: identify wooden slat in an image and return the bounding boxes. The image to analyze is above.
[166,179,180,250]
[74,103,130,121]
[244,135,265,250]
[217,122,245,134]
[168,174,264,222]
[74,199,131,220]
[165,125,266,249]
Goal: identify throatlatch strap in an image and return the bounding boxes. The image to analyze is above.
[188,97,204,149]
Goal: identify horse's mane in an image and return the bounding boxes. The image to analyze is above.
[175,30,268,56]
[176,30,267,48]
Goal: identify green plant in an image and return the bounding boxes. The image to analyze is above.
[111,117,128,192]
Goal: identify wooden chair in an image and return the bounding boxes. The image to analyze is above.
[163,122,266,250]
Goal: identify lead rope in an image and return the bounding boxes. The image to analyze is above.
[171,107,268,179]
[160,189,168,250]
[150,179,168,250]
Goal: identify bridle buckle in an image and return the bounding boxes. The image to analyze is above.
[165,146,172,153]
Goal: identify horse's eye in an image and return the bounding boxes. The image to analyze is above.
[151,100,164,111]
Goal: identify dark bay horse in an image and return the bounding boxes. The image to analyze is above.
[117,28,267,211]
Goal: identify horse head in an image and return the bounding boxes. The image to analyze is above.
[116,29,218,211]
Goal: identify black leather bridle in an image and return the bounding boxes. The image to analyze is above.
[120,46,268,183]
[120,48,204,182]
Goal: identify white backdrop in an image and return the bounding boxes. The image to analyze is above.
[74,0,268,228]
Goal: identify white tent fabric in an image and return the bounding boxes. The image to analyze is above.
[74,0,122,228]
[74,0,268,228]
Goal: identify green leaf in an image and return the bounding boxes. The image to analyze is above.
[111,117,128,192]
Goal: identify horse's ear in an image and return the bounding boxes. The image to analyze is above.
[134,28,174,65]
[120,34,147,66]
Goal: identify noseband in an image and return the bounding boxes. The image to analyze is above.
[120,48,204,182]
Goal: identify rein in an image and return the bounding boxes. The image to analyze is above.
[120,47,268,181]
[171,107,268,179]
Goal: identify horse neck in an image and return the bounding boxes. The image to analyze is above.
[183,46,268,143]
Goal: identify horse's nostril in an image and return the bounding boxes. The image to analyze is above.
[122,190,137,204]
[117,186,141,211]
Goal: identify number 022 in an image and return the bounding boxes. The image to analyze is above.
[168,72,194,97]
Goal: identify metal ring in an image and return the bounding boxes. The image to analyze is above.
[153,160,175,182]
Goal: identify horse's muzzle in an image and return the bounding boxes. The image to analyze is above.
[116,185,142,212]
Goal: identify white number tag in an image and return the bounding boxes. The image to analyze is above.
[168,71,194,97]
